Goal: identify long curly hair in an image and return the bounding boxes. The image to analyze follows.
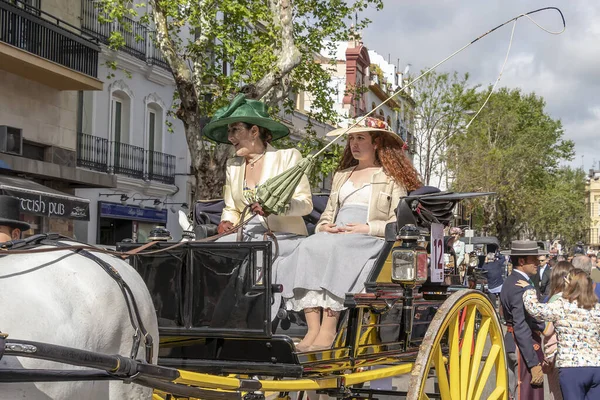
[337,131,422,192]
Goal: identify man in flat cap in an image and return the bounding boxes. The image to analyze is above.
[500,240,546,400]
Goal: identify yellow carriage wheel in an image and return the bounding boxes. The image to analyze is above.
[407,289,508,400]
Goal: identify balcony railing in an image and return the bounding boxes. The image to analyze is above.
[81,0,169,71]
[77,132,108,172]
[0,0,100,77]
[147,31,169,70]
[111,141,144,179]
[146,150,175,184]
[77,136,176,183]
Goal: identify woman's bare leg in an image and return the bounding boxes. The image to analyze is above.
[309,308,340,350]
[296,307,321,351]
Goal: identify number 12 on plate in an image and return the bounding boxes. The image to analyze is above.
[430,223,444,283]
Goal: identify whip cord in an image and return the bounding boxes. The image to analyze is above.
[313,6,566,157]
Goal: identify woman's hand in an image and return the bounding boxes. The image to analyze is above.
[321,223,342,234]
[218,221,235,234]
[340,223,370,234]
[515,279,531,288]
[250,202,270,217]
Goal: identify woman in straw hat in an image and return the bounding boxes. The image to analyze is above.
[275,116,421,351]
[203,94,313,262]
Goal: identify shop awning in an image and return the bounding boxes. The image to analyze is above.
[0,175,90,221]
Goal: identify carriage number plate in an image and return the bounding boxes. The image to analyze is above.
[430,223,444,283]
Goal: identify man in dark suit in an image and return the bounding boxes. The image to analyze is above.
[500,240,546,400]
[531,255,551,296]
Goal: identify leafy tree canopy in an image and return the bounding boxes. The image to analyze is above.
[447,87,584,246]
[96,0,383,198]
[410,70,478,186]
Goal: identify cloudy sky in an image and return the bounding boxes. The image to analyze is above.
[360,1,599,171]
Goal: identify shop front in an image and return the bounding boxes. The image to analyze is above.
[98,201,168,245]
[0,175,90,238]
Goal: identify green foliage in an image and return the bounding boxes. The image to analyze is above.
[530,167,589,246]
[273,135,344,189]
[447,87,581,246]
[411,70,479,186]
[94,0,384,198]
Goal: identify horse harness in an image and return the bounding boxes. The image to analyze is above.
[0,234,154,363]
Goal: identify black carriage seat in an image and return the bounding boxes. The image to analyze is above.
[192,194,330,239]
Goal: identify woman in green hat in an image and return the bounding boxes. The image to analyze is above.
[203,94,313,260]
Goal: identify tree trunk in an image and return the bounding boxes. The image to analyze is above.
[182,117,231,201]
[192,144,230,200]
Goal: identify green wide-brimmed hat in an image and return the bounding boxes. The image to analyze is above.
[202,94,290,144]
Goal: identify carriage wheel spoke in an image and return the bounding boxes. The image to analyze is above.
[466,316,491,400]
[448,314,461,399]
[408,291,508,400]
[472,343,500,400]
[486,385,506,400]
[460,305,477,400]
[433,343,451,399]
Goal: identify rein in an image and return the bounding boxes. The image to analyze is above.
[0,207,263,259]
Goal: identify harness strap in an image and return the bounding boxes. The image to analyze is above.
[46,240,154,363]
[121,241,161,259]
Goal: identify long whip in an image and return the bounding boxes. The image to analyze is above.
[313,6,566,158]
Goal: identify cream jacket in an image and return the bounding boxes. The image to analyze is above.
[222,145,313,236]
[315,167,406,238]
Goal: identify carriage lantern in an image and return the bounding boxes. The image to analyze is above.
[391,224,428,285]
[148,226,172,241]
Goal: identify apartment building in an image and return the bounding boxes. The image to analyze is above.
[0,0,107,237]
[74,0,190,245]
[315,39,416,149]
[586,169,600,249]
[0,0,190,244]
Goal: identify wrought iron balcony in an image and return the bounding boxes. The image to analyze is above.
[146,150,175,185]
[77,137,176,183]
[110,141,145,179]
[81,0,169,71]
[147,32,169,70]
[77,132,108,172]
[0,0,100,77]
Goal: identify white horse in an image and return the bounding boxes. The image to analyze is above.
[0,240,159,399]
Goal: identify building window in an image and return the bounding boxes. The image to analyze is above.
[110,90,132,173]
[77,91,94,135]
[146,103,163,152]
[111,91,131,144]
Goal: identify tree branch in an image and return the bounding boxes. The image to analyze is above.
[254,0,301,101]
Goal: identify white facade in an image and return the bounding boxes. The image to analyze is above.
[317,42,415,143]
[75,49,191,245]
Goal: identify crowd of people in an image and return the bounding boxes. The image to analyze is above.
[499,241,600,400]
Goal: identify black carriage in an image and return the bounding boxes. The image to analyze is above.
[1,191,508,400]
